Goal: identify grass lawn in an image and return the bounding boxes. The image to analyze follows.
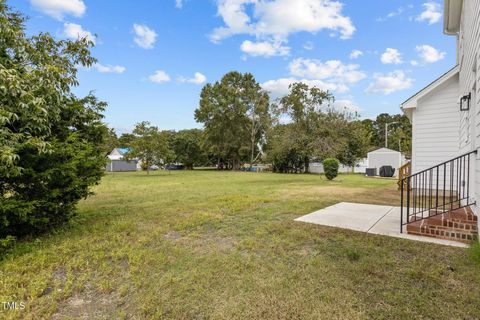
[1,170,480,319]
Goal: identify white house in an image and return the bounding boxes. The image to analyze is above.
[399,0,479,243]
[106,148,139,172]
[367,148,407,177]
[401,67,460,174]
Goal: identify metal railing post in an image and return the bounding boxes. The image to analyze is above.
[401,178,404,233]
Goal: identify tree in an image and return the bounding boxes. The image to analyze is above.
[195,71,272,170]
[118,133,136,148]
[170,129,207,169]
[276,83,338,172]
[337,120,371,170]
[127,122,173,174]
[100,127,119,155]
[265,124,306,173]
[371,113,411,153]
[0,2,107,240]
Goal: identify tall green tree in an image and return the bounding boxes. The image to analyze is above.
[195,71,271,170]
[118,133,136,148]
[276,83,341,172]
[370,113,411,154]
[265,124,306,173]
[337,120,371,169]
[171,129,207,169]
[101,128,119,155]
[127,122,173,174]
[0,2,107,240]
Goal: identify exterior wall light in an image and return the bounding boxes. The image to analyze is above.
[460,92,471,111]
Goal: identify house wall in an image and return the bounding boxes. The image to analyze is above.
[457,0,480,204]
[411,75,460,174]
[106,160,138,172]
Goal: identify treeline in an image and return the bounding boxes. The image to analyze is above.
[106,72,411,173]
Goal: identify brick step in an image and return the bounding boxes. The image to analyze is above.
[409,207,477,223]
[409,214,477,229]
[407,220,478,234]
[407,225,477,243]
[407,230,476,243]
[406,206,478,243]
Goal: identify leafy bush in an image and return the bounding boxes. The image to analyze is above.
[0,3,106,240]
[0,235,16,255]
[323,158,340,180]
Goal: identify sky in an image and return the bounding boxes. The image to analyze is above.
[11,0,456,133]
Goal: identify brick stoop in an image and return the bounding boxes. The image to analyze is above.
[406,206,478,243]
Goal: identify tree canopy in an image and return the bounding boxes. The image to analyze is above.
[0,2,107,240]
[126,122,174,174]
[195,71,271,170]
[271,82,357,172]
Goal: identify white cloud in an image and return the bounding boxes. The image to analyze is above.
[148,70,171,83]
[210,0,355,56]
[133,24,157,49]
[376,6,405,22]
[94,64,126,74]
[179,72,207,84]
[240,40,290,57]
[380,48,402,64]
[175,0,183,9]
[261,77,346,98]
[410,60,419,66]
[416,44,446,63]
[416,1,442,24]
[262,57,366,98]
[31,0,86,20]
[333,98,361,113]
[349,49,363,59]
[366,70,413,95]
[289,58,366,84]
[63,23,95,44]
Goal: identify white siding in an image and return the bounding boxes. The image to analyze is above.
[411,75,460,173]
[457,0,480,204]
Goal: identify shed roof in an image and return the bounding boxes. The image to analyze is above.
[117,148,130,155]
[368,147,401,154]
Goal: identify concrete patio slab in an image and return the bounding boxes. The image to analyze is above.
[295,202,467,248]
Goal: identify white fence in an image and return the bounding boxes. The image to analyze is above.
[309,158,368,174]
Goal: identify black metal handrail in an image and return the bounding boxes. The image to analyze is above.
[400,150,477,232]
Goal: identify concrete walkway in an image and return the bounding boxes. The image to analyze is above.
[295,202,467,247]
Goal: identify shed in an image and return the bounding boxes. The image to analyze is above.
[367,148,407,177]
[106,148,139,172]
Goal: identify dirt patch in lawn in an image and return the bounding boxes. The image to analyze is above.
[53,283,120,320]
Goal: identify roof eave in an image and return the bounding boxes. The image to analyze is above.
[444,0,463,35]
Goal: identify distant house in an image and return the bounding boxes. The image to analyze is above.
[106,148,138,172]
[367,147,407,177]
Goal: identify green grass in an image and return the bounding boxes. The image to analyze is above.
[1,171,480,319]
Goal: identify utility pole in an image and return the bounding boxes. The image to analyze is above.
[385,122,399,148]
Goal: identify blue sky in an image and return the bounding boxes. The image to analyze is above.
[12,0,455,133]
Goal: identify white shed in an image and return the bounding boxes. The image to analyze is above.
[367,148,407,177]
[106,148,139,172]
